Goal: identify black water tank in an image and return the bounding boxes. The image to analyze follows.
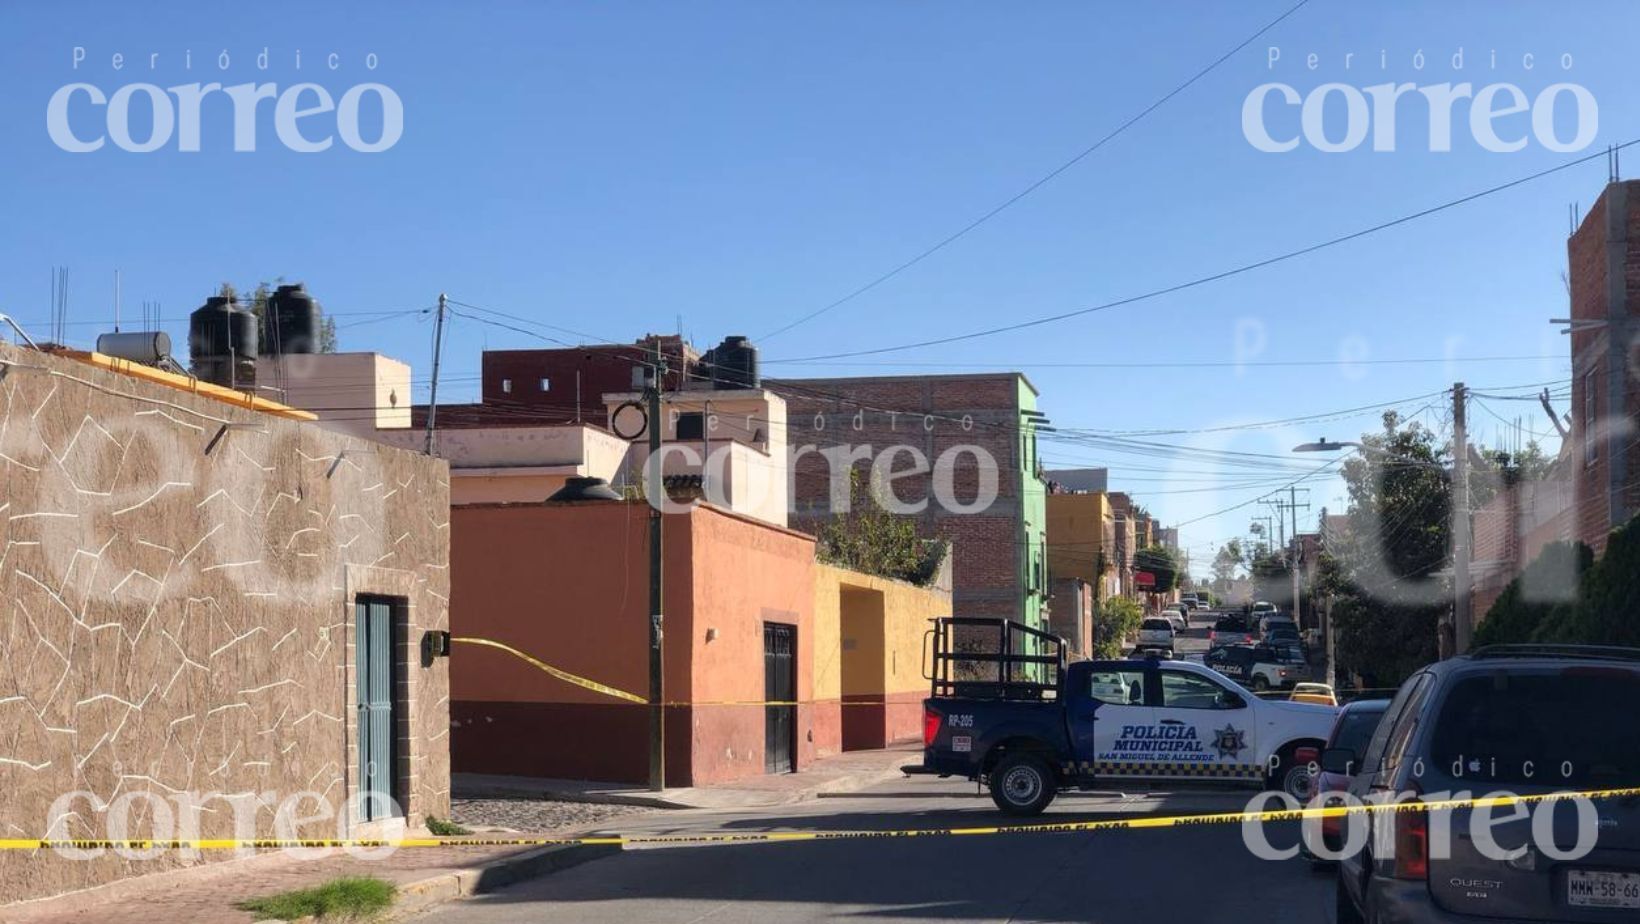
[262,283,321,355]
[712,335,759,389]
[188,296,259,387]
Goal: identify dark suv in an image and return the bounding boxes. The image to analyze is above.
[1333,644,1640,923]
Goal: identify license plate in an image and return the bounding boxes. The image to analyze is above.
[1567,870,1640,909]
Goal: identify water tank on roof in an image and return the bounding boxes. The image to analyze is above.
[189,295,259,388]
[706,335,759,389]
[262,283,321,355]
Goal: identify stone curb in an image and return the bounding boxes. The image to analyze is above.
[383,842,621,921]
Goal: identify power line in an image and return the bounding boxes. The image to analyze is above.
[772,138,1640,363]
[757,0,1315,341]
[766,354,1567,370]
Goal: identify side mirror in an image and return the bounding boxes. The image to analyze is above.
[1217,691,1246,709]
[1320,747,1357,775]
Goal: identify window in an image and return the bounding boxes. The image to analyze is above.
[676,412,705,440]
[1087,669,1147,706]
[1428,670,1640,787]
[501,378,513,394]
[539,377,550,392]
[1160,670,1232,709]
[1584,368,1599,465]
[1361,672,1432,777]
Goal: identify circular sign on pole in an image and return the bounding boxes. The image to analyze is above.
[611,400,648,441]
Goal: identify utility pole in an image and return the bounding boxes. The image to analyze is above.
[425,294,447,455]
[646,340,668,792]
[1452,382,1472,655]
[1286,486,1310,625]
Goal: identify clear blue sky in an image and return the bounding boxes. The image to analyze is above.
[2,1,1633,568]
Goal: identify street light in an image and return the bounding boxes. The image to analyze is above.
[1292,438,1361,454]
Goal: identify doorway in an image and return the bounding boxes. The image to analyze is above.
[763,622,796,774]
[355,595,404,820]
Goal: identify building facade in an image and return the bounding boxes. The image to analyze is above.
[0,343,451,904]
[774,373,1050,632]
[1568,179,1640,554]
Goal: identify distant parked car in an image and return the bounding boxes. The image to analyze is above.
[1137,617,1175,656]
[1161,604,1189,632]
[1209,614,1253,647]
[1288,682,1338,707]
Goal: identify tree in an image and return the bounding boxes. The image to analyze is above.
[1092,596,1144,659]
[1133,544,1182,594]
[1248,550,1293,612]
[816,470,941,586]
[1326,412,1450,686]
[1211,539,1244,586]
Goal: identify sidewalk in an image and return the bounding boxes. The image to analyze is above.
[0,746,917,924]
[454,743,920,810]
[0,841,613,924]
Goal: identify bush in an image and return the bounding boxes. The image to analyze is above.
[1092,597,1144,659]
[1474,540,1592,647]
[1474,516,1640,649]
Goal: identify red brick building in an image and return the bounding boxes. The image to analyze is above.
[770,373,1050,631]
[1568,179,1640,554]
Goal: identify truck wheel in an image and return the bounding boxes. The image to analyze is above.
[1271,758,1316,802]
[989,753,1056,816]
[1252,676,1270,692]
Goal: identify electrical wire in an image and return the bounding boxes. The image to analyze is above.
[771,138,1640,363]
[757,0,1315,341]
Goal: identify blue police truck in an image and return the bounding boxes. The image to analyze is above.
[907,618,1336,815]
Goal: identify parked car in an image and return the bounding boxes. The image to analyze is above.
[1334,644,1640,924]
[1161,604,1189,632]
[1210,614,1253,647]
[1204,644,1297,691]
[1288,682,1338,706]
[1258,613,1298,640]
[1137,617,1175,655]
[1301,698,1390,865]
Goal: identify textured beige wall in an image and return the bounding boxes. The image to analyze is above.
[0,343,450,905]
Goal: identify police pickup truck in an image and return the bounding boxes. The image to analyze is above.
[912,618,1337,815]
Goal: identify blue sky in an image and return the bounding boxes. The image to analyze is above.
[1,0,1633,567]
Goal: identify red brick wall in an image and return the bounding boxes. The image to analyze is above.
[773,374,1029,617]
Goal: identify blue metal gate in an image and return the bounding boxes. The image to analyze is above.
[355,597,398,820]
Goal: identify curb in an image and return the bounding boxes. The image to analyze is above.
[387,842,621,920]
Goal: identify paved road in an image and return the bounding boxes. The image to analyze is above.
[423,770,1337,923]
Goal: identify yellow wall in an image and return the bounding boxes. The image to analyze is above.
[813,563,950,700]
[1047,492,1111,585]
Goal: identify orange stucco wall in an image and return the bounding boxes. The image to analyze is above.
[449,500,821,786]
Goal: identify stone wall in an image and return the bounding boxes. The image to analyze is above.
[0,343,450,904]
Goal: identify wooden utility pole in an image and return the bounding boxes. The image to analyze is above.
[425,294,447,455]
[1452,382,1472,654]
[647,340,667,791]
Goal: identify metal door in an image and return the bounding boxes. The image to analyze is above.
[355,597,398,820]
[764,623,796,774]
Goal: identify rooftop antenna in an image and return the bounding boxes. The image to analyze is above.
[113,269,121,333]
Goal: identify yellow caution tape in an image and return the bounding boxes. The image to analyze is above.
[452,637,648,705]
[6,786,1637,851]
[452,636,922,708]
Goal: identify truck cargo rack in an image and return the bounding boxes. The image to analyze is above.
[923,617,1066,701]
